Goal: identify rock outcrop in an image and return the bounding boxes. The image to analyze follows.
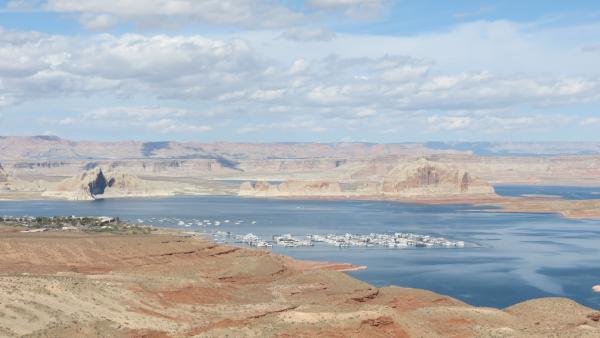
[0,162,10,191]
[239,180,343,197]
[378,158,495,198]
[43,168,185,200]
[0,163,8,184]
[240,159,495,200]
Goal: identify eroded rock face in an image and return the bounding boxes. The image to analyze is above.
[0,163,7,183]
[44,167,177,200]
[380,158,495,198]
[240,180,342,197]
[239,159,495,200]
[87,169,111,197]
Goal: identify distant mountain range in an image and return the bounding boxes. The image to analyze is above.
[1,136,599,161]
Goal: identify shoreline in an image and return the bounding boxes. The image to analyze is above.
[2,191,599,220]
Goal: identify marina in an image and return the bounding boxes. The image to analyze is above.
[212,231,467,249]
[117,215,470,249]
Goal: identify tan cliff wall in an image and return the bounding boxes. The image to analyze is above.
[239,180,343,197]
[379,158,495,197]
[240,159,496,200]
[0,163,7,183]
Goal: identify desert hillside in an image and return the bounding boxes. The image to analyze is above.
[0,226,599,337]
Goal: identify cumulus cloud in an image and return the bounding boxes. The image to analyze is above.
[8,0,302,29]
[1,23,600,139]
[427,116,473,131]
[50,106,214,134]
[7,0,391,29]
[426,113,571,133]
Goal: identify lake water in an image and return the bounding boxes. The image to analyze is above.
[495,185,600,200]
[1,186,599,310]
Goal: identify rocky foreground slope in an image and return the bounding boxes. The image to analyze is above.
[0,227,598,338]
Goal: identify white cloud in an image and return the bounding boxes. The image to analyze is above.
[281,27,335,41]
[427,116,473,131]
[50,106,214,134]
[83,106,193,120]
[2,28,599,114]
[426,113,572,134]
[146,118,212,134]
[37,0,303,29]
[1,20,600,139]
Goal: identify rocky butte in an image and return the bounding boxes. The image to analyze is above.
[41,168,189,201]
[377,158,495,198]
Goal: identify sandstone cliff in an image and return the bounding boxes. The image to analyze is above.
[239,159,495,200]
[0,163,7,184]
[42,168,187,200]
[0,162,10,191]
[379,158,495,198]
[239,180,343,197]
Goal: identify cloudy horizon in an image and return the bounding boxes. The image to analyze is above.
[1,0,599,142]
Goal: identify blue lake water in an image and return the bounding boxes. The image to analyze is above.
[1,186,599,310]
[495,185,600,200]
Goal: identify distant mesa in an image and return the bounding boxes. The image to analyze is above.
[141,141,171,157]
[239,158,495,200]
[32,135,62,142]
[240,180,342,197]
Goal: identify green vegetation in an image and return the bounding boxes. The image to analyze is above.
[0,216,153,235]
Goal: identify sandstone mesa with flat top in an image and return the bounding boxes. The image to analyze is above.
[1,137,599,219]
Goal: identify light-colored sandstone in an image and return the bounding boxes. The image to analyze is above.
[41,167,192,200]
[240,180,343,197]
[380,158,495,197]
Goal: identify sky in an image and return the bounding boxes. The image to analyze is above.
[0,0,599,142]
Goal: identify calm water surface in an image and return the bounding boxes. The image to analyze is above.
[1,186,599,310]
[495,185,600,200]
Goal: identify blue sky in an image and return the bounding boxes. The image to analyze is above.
[0,0,599,142]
